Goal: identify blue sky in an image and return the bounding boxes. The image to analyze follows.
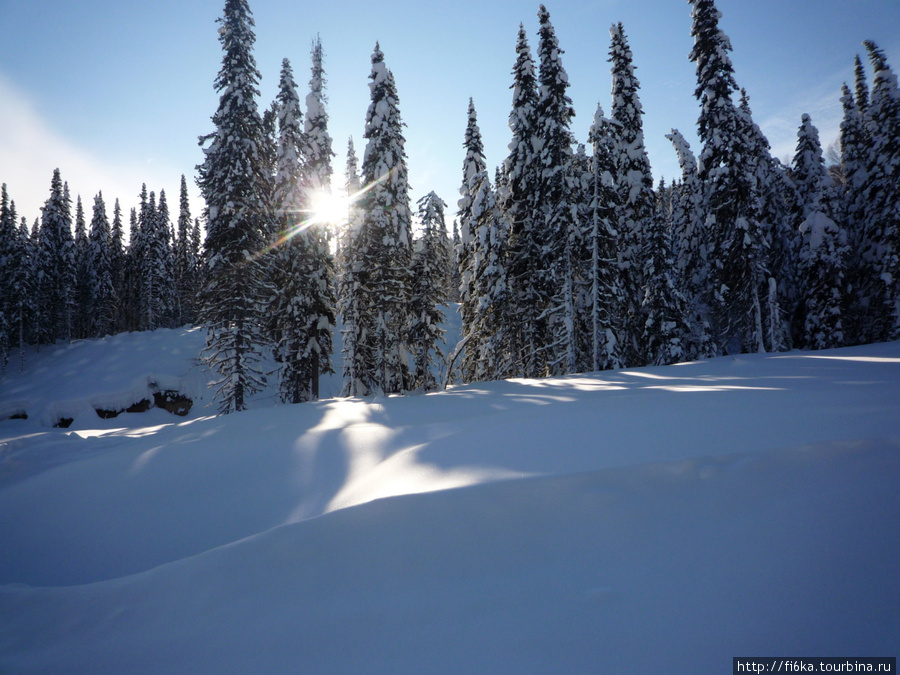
[0,0,897,229]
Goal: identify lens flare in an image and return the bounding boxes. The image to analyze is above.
[307,190,350,227]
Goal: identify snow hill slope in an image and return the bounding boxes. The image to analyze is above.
[1,329,899,673]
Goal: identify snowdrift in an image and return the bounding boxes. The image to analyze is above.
[1,331,899,672]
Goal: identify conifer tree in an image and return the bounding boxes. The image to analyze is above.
[36,169,76,344]
[608,21,655,365]
[260,101,279,197]
[299,35,337,399]
[109,199,127,332]
[196,0,272,413]
[302,36,334,199]
[175,175,198,325]
[793,114,836,224]
[87,192,117,337]
[666,129,713,358]
[339,137,370,397]
[854,54,870,116]
[335,137,359,285]
[641,198,691,366]
[0,185,16,368]
[13,216,36,367]
[537,4,580,375]
[269,53,336,404]
[588,106,626,371]
[476,180,515,381]
[501,24,543,377]
[456,98,488,379]
[72,196,91,339]
[141,190,177,331]
[791,114,847,350]
[0,203,35,370]
[688,0,768,354]
[738,90,793,353]
[449,218,462,304]
[355,43,413,394]
[138,188,156,330]
[269,56,310,403]
[191,217,204,292]
[460,176,507,382]
[122,206,142,333]
[409,192,449,390]
[860,41,900,340]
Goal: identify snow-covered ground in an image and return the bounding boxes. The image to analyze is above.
[1,324,899,673]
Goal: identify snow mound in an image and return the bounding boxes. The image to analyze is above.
[0,328,210,428]
[1,329,899,671]
[1,439,897,673]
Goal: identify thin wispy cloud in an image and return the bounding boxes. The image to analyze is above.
[0,72,196,225]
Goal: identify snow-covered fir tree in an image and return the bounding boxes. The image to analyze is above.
[501,23,544,378]
[587,106,626,371]
[87,192,117,338]
[666,129,713,358]
[335,137,360,290]
[477,178,515,381]
[455,98,488,381]
[0,185,16,368]
[792,114,847,350]
[190,217,204,303]
[608,21,656,366]
[571,141,595,371]
[109,199,127,333]
[354,43,413,395]
[12,215,36,367]
[737,90,792,353]
[640,192,691,366]
[174,175,199,325]
[72,196,92,340]
[137,188,155,329]
[36,169,76,344]
[269,56,310,403]
[269,50,336,404]
[536,4,580,375]
[688,0,768,354]
[141,190,178,331]
[449,218,462,303]
[121,205,142,333]
[409,192,449,390]
[792,114,837,226]
[459,174,507,382]
[0,194,35,370]
[860,41,900,341]
[339,136,370,397]
[854,53,870,116]
[196,0,273,413]
[299,35,336,400]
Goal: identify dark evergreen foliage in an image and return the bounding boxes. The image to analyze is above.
[608,21,655,366]
[536,5,579,375]
[351,44,413,395]
[501,24,544,378]
[0,185,16,369]
[175,175,199,325]
[87,193,117,337]
[456,98,488,380]
[409,192,449,390]
[196,0,272,413]
[587,107,626,371]
[36,169,76,344]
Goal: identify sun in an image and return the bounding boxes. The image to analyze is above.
[308,189,350,227]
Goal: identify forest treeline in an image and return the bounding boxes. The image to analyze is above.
[1,0,897,414]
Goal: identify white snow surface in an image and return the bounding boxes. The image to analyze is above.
[1,327,900,672]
